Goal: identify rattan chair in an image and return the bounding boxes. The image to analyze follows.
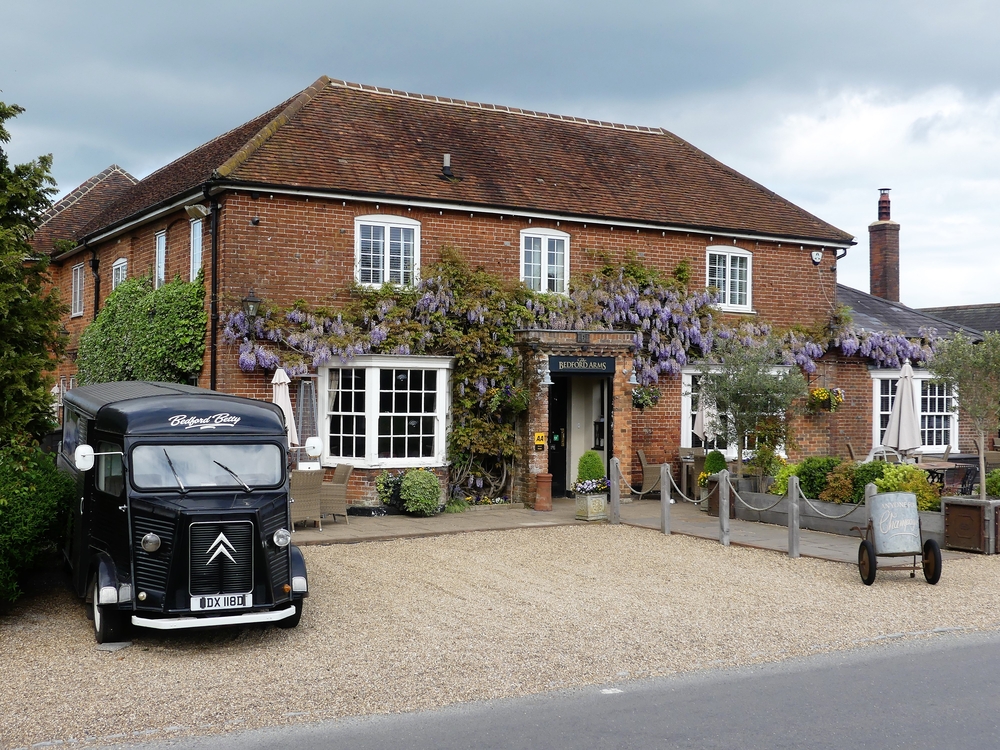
[636,450,663,498]
[321,464,352,524]
[290,468,324,530]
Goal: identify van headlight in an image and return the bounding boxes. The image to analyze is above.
[273,528,291,548]
[141,533,161,552]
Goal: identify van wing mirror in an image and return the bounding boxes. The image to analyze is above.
[304,436,323,457]
[74,444,95,472]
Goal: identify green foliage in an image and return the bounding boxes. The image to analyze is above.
[819,461,856,504]
[672,258,692,287]
[77,272,206,384]
[0,100,63,443]
[576,450,606,483]
[632,385,661,409]
[930,332,1000,500]
[444,497,469,513]
[704,450,728,475]
[986,469,1000,499]
[0,440,75,605]
[796,456,841,499]
[375,469,404,508]
[400,468,442,516]
[771,462,797,496]
[852,460,889,504]
[746,445,784,479]
[875,463,941,512]
[697,334,807,477]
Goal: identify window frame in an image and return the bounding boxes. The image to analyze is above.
[353,215,421,287]
[154,230,166,289]
[189,218,203,281]
[705,245,753,313]
[111,258,128,290]
[870,369,958,454]
[520,227,570,295]
[71,263,85,317]
[318,355,453,469]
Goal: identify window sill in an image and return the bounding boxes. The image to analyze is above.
[322,456,449,470]
[712,304,756,315]
[70,312,84,318]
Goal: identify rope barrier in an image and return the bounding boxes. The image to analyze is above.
[724,477,786,512]
[797,489,865,519]
[666,471,702,505]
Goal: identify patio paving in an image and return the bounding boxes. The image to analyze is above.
[291,496,972,565]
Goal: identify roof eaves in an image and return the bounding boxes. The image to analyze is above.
[214,75,331,180]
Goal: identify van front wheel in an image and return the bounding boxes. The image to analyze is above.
[276,599,302,629]
[91,576,129,644]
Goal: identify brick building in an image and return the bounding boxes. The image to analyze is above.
[38,76,965,506]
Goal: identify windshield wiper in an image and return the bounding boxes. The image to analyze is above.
[213,460,252,492]
[162,449,186,492]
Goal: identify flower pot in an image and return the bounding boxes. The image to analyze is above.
[575,493,608,521]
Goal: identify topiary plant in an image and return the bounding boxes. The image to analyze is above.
[576,450,606,483]
[703,450,728,476]
[400,468,442,516]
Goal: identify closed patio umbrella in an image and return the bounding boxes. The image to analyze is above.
[693,398,717,443]
[271,368,299,447]
[882,361,922,455]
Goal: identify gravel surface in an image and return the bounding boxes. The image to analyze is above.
[4,524,1000,749]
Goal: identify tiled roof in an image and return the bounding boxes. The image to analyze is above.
[32,165,136,255]
[837,285,983,340]
[77,76,854,245]
[918,304,1000,333]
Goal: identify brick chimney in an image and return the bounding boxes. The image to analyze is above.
[869,188,900,301]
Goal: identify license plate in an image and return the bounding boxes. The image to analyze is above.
[190,593,253,611]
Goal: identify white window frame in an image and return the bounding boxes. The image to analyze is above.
[71,263,85,317]
[706,245,753,313]
[354,215,421,287]
[681,367,789,460]
[870,369,958,454]
[189,219,203,281]
[111,258,128,290]
[317,355,453,469]
[520,227,570,294]
[154,231,166,289]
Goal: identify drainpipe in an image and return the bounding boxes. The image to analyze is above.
[89,249,100,321]
[205,185,220,390]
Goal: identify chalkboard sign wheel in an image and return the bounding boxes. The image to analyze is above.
[859,540,877,586]
[922,539,942,585]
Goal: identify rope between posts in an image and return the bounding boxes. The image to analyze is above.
[724,477,786,512]
[667,471,702,505]
[611,458,703,505]
[797,488,864,519]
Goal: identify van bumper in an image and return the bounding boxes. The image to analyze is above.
[132,605,297,630]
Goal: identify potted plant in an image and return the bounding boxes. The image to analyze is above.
[572,450,610,521]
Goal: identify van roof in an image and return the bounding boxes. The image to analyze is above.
[63,382,287,438]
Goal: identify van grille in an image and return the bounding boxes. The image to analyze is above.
[133,515,175,594]
[261,506,290,597]
[189,521,254,596]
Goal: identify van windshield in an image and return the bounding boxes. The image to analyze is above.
[131,444,283,490]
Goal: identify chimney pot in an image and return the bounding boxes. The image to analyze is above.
[878,188,891,221]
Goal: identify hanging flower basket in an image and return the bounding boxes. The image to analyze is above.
[807,387,845,414]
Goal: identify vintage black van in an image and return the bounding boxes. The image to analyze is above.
[58,381,314,643]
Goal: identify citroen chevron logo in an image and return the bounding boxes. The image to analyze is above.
[206,532,237,565]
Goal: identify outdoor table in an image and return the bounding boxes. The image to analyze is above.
[918,460,956,486]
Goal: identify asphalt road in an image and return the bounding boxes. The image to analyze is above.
[108,628,1000,750]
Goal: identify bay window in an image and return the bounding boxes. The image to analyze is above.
[319,355,453,468]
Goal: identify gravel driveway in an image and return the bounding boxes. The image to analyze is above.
[4,524,1000,749]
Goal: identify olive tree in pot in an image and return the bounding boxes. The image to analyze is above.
[573,450,610,521]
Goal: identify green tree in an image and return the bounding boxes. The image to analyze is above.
[0,102,62,443]
[930,332,1000,500]
[698,337,807,478]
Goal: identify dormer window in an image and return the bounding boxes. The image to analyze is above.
[354,215,420,286]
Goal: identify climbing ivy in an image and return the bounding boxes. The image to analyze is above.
[77,272,207,384]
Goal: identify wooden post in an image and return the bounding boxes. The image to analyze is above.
[609,457,621,525]
[787,475,800,559]
[718,469,730,546]
[661,463,671,535]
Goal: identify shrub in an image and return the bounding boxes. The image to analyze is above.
[400,468,442,516]
[796,456,842,499]
[444,497,469,513]
[375,470,404,508]
[704,450,728,476]
[747,445,784,479]
[852,461,889,505]
[875,464,942,512]
[770,462,798,496]
[0,441,75,606]
[576,450,606,483]
[986,469,1000,498]
[820,462,857,504]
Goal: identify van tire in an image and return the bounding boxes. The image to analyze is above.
[91,576,129,644]
[276,599,302,629]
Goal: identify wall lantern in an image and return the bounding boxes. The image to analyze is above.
[242,289,262,318]
[538,357,553,387]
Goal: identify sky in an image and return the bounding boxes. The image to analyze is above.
[3,0,999,308]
